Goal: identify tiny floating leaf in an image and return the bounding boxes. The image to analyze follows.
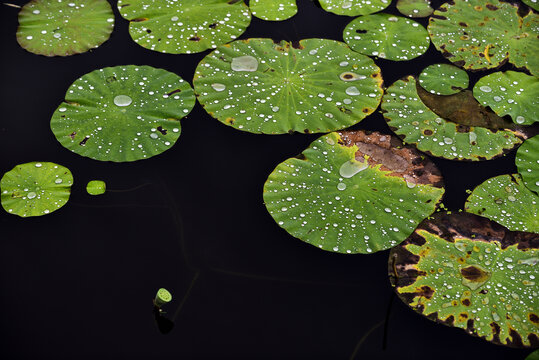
[250,0,297,21]
[86,180,106,195]
[390,212,539,348]
[263,130,445,254]
[50,65,195,162]
[1,162,73,217]
[516,135,539,194]
[419,63,469,96]
[319,0,390,17]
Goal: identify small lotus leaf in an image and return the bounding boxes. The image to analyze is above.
[16,0,114,56]
[390,212,539,348]
[263,130,445,254]
[117,0,251,54]
[381,76,523,161]
[473,71,538,126]
[343,14,430,61]
[250,0,297,21]
[319,0,390,16]
[523,0,539,11]
[465,174,538,233]
[1,162,73,217]
[86,180,106,195]
[50,65,195,162]
[516,135,539,194]
[193,38,383,134]
[428,0,539,76]
[396,0,433,18]
[418,63,469,95]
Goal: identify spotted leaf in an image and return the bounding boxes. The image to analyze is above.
[418,63,469,96]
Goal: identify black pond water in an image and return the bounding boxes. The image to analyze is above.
[0,1,533,359]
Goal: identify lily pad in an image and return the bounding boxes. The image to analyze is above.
[319,0,390,16]
[86,180,106,195]
[1,162,73,217]
[418,63,469,95]
[473,71,538,126]
[428,0,539,76]
[117,0,251,54]
[263,130,445,254]
[50,65,195,162]
[381,76,523,161]
[343,14,430,61]
[465,174,539,233]
[16,0,114,56]
[396,0,433,18]
[250,0,297,21]
[390,212,539,348]
[193,38,383,134]
[523,0,539,12]
[516,135,539,194]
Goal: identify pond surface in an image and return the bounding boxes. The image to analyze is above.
[0,0,533,359]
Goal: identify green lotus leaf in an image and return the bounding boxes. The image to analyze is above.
[390,212,539,348]
[527,349,539,360]
[465,174,538,233]
[250,0,297,21]
[319,0,390,16]
[117,0,251,54]
[428,0,539,76]
[418,63,469,96]
[16,0,114,56]
[523,0,539,11]
[193,38,383,134]
[396,0,433,18]
[473,71,538,126]
[50,65,195,162]
[381,76,523,161]
[1,162,73,217]
[263,130,445,254]
[86,180,106,195]
[343,14,430,61]
[516,135,539,194]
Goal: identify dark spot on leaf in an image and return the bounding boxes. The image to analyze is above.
[362,108,370,113]
[303,129,310,134]
[166,89,182,96]
[225,118,235,125]
[79,136,89,146]
[291,41,303,49]
[209,23,217,29]
[461,298,471,306]
[423,129,433,136]
[189,36,201,42]
[529,313,539,325]
[295,153,306,160]
[459,22,468,27]
[486,4,497,10]
[355,29,367,34]
[431,15,447,20]
[417,285,434,299]
[156,126,167,135]
[146,29,151,34]
[131,18,148,22]
[69,131,76,140]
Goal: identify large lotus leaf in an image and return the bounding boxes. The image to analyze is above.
[50,65,195,162]
[465,174,538,233]
[343,14,430,61]
[263,130,445,254]
[516,135,539,194]
[1,162,73,217]
[193,38,383,134]
[389,212,539,348]
[428,0,539,76]
[319,0,390,16]
[473,71,538,126]
[381,76,523,161]
[117,0,251,54]
[250,0,297,21]
[523,0,539,11]
[16,0,114,56]
[418,63,469,96]
[396,0,433,18]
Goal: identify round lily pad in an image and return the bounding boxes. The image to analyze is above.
[381,76,523,161]
[516,135,539,194]
[86,180,106,195]
[263,130,445,254]
[396,0,433,18]
[50,65,195,162]
[250,0,297,21]
[343,14,430,61]
[465,174,538,233]
[16,0,114,57]
[473,71,538,126]
[390,212,539,348]
[117,0,251,54]
[428,0,539,76]
[319,0,390,16]
[1,162,73,217]
[418,63,469,95]
[193,38,383,134]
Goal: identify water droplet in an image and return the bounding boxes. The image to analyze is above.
[32,9,40,14]
[339,61,349,67]
[171,16,179,21]
[55,178,63,184]
[345,86,360,96]
[53,33,61,39]
[339,159,368,178]
[493,96,502,102]
[172,128,179,133]
[341,1,352,9]
[384,208,391,213]
[35,163,42,168]
[343,99,352,105]
[388,16,399,22]
[518,257,538,265]
[469,131,477,144]
[455,241,467,252]
[515,116,525,124]
[211,83,226,92]
[333,246,339,251]
[309,49,317,55]
[114,95,132,107]
[326,137,335,145]
[337,182,346,191]
[508,195,516,202]
[231,56,258,72]
[479,85,492,92]
[27,192,37,199]
[272,106,280,112]
[443,137,453,144]
[150,133,159,139]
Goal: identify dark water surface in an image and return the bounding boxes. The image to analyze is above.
[0,0,533,359]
